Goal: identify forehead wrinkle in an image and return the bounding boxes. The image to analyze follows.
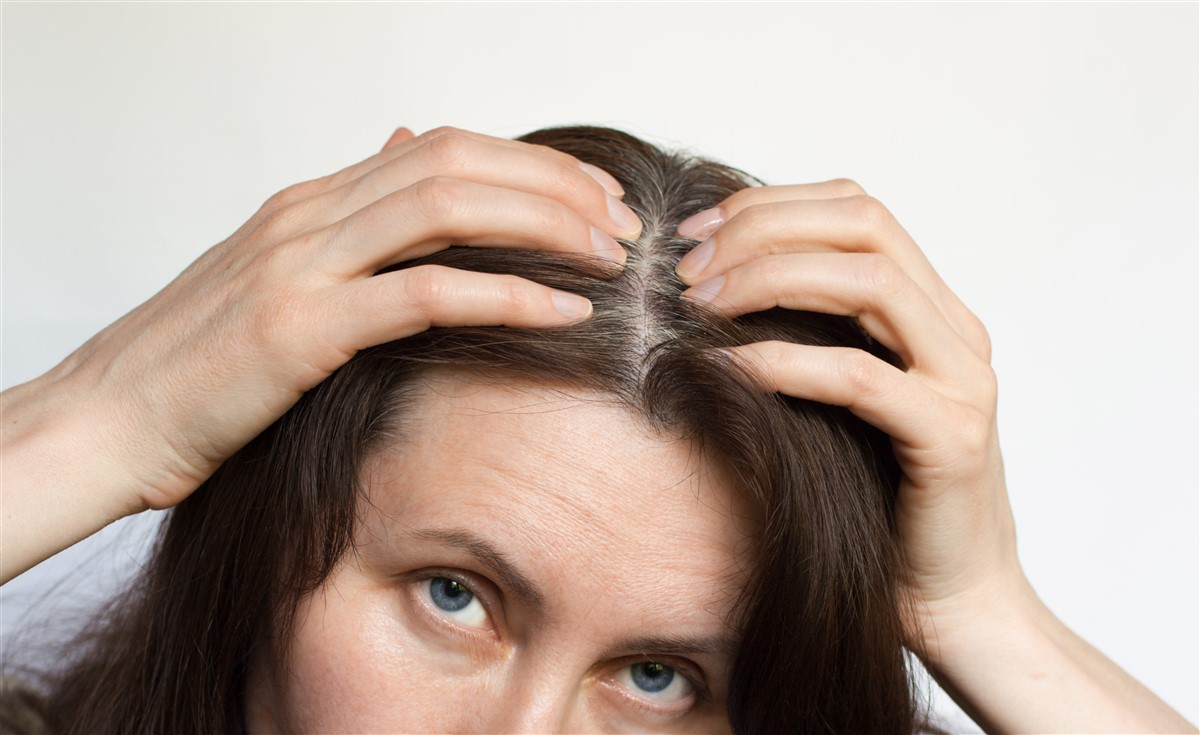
[439,406,683,534]
[453,427,627,538]
[462,433,732,579]
[366,371,754,628]
[436,455,741,630]
[460,465,745,629]
[469,506,739,646]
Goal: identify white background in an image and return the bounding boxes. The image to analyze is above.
[2,2,1196,730]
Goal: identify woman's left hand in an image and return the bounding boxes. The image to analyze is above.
[673,180,1025,654]
[673,181,1200,734]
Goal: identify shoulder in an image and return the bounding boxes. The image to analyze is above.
[0,674,52,735]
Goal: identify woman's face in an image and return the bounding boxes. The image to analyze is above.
[245,369,757,733]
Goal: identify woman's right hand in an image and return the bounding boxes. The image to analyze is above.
[1,126,641,581]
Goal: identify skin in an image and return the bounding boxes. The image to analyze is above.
[675,182,1196,733]
[2,125,1194,731]
[1,125,637,582]
[244,369,756,733]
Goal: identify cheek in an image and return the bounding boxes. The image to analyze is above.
[270,578,498,733]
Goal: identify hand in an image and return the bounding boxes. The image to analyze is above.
[673,179,1022,654]
[673,182,1199,735]
[18,125,642,518]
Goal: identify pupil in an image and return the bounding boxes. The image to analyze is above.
[631,662,674,693]
[429,577,473,612]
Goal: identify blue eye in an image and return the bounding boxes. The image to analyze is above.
[423,577,489,629]
[631,662,674,692]
[615,661,695,703]
[429,577,473,611]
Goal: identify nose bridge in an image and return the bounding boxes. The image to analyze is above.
[491,654,585,734]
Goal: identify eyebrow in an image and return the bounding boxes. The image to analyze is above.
[399,527,738,660]
[400,527,546,608]
[599,634,737,660]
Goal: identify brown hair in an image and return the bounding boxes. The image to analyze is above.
[19,126,936,733]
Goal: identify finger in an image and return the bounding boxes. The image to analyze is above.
[675,178,868,239]
[414,127,625,197]
[258,127,431,214]
[381,126,417,152]
[723,341,964,452]
[259,126,629,230]
[322,265,593,350]
[681,252,979,383]
[675,196,935,289]
[674,194,990,362]
[263,131,642,247]
[329,126,626,205]
[313,176,629,279]
[333,132,641,239]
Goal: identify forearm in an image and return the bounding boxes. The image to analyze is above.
[1,373,147,584]
[920,577,1197,734]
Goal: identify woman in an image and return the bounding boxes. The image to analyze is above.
[1,125,1194,733]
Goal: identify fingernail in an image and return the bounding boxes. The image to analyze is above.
[680,274,725,305]
[675,238,716,282]
[551,290,592,320]
[590,226,627,265]
[677,207,725,239]
[579,162,624,197]
[607,196,642,238]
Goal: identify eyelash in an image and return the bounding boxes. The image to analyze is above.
[405,569,711,717]
[407,568,501,640]
[605,656,710,716]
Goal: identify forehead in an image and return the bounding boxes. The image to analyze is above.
[357,368,757,625]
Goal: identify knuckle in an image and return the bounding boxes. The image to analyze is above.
[262,186,296,212]
[975,361,999,407]
[262,179,321,211]
[530,199,576,240]
[549,158,589,200]
[839,349,881,396]
[723,186,758,214]
[497,275,537,316]
[423,132,475,171]
[410,176,465,220]
[751,256,783,289]
[969,314,993,362]
[343,167,384,205]
[246,240,298,285]
[756,340,790,367]
[847,194,892,230]
[522,143,589,197]
[959,409,992,458]
[858,253,907,300]
[255,203,306,242]
[734,200,772,235]
[337,191,388,241]
[827,177,867,197]
[741,341,788,387]
[420,125,466,143]
[247,286,308,349]
[528,142,575,168]
[400,264,453,310]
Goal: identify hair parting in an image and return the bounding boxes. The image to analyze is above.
[9,125,944,734]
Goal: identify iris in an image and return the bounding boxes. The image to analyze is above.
[429,577,473,612]
[630,662,674,693]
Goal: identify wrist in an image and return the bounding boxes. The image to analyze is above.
[10,348,208,510]
[907,568,1053,671]
[2,373,149,582]
[907,568,1198,733]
